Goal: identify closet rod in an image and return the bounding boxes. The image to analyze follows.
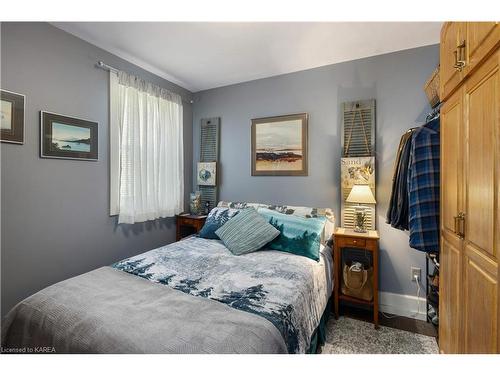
[95,60,194,104]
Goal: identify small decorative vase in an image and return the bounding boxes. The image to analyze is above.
[189,191,202,215]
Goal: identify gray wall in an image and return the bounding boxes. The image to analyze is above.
[193,44,439,297]
[0,22,193,316]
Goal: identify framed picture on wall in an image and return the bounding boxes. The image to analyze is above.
[40,111,98,161]
[197,162,217,186]
[1,89,25,144]
[251,113,308,176]
[341,156,376,230]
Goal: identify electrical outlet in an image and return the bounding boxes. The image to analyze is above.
[411,267,421,282]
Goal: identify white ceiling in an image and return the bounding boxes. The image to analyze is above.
[52,22,442,92]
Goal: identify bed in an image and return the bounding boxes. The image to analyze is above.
[1,202,334,354]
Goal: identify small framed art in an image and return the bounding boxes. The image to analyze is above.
[40,111,98,161]
[1,89,25,144]
[197,162,217,186]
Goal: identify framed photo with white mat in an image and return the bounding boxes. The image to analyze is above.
[1,89,25,144]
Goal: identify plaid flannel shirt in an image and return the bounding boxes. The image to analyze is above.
[407,117,440,253]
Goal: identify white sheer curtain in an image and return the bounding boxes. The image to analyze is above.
[110,71,184,224]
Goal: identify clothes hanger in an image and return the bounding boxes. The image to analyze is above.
[425,101,442,122]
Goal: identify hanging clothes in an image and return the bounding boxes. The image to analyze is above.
[386,130,414,230]
[387,131,412,214]
[408,116,440,253]
[386,113,441,253]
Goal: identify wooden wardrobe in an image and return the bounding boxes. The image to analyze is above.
[439,22,499,354]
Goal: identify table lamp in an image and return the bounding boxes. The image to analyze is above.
[346,184,376,232]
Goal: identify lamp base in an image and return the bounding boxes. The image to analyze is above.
[354,206,367,233]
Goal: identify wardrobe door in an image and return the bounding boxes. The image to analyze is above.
[466,22,499,74]
[440,89,464,239]
[463,50,499,353]
[439,87,465,353]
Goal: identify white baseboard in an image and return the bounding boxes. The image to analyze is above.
[378,291,427,321]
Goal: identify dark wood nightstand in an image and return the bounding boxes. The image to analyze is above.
[333,227,380,328]
[176,214,207,241]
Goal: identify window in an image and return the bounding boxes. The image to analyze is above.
[109,71,184,224]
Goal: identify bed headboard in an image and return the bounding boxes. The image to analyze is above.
[217,201,335,245]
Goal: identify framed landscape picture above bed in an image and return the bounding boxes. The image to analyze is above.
[40,111,98,161]
[251,113,308,176]
[1,89,25,144]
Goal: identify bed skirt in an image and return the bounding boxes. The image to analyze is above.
[307,297,332,354]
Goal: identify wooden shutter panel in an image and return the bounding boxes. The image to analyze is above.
[342,100,375,157]
[199,117,220,210]
[341,100,376,230]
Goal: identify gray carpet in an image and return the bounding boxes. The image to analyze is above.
[322,317,439,354]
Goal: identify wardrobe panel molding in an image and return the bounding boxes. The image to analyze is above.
[466,22,499,76]
[439,234,463,354]
[465,53,498,259]
[463,251,498,353]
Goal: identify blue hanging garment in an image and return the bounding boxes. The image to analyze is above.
[407,116,440,253]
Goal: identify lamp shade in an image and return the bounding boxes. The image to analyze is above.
[346,184,376,204]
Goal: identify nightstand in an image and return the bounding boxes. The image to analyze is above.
[333,227,380,328]
[176,214,207,241]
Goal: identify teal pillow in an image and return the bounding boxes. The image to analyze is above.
[257,208,326,261]
[215,208,280,255]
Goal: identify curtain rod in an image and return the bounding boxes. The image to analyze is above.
[95,60,193,104]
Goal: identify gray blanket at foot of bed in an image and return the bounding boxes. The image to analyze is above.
[1,267,287,354]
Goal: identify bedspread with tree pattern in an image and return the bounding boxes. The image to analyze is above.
[112,236,333,353]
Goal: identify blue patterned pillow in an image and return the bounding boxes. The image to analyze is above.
[257,208,326,261]
[215,208,280,255]
[198,207,240,239]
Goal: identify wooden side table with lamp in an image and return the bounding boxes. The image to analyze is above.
[333,184,380,328]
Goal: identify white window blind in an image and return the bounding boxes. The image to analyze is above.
[109,71,184,224]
